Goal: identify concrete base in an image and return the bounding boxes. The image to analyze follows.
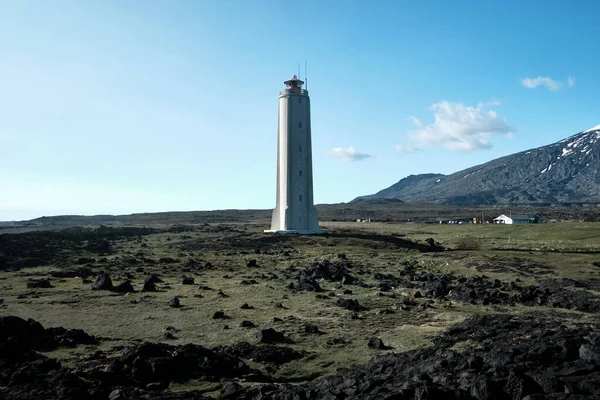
[264,229,327,235]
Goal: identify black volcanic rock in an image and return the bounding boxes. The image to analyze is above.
[112,281,135,293]
[235,313,600,399]
[356,125,600,205]
[91,272,113,291]
[256,328,286,344]
[169,297,180,308]
[26,279,53,289]
[142,280,157,292]
[216,342,305,366]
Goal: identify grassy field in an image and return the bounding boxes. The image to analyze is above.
[2,219,600,392]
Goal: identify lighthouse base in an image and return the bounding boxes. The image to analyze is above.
[264,228,327,235]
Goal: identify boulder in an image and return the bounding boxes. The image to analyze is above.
[367,337,387,349]
[240,321,256,328]
[26,279,53,289]
[169,297,180,308]
[113,281,135,293]
[337,298,367,311]
[256,328,286,344]
[304,324,321,334]
[144,274,163,284]
[213,311,226,319]
[91,272,113,291]
[142,280,157,292]
[217,341,305,365]
[222,381,245,399]
[180,276,194,285]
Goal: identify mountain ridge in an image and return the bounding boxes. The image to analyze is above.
[355,125,600,205]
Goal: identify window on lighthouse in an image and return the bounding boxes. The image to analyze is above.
[299,145,302,152]
[299,170,303,176]
[298,121,302,128]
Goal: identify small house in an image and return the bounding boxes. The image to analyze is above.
[493,214,543,224]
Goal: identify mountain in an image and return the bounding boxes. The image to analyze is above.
[356,125,600,205]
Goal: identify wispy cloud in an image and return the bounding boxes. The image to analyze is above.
[521,76,561,91]
[399,101,513,152]
[521,76,575,91]
[395,145,422,153]
[327,146,372,162]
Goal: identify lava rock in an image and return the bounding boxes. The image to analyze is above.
[367,337,387,350]
[240,320,256,328]
[296,277,323,292]
[579,344,600,361]
[164,331,176,340]
[142,280,157,292]
[91,272,113,290]
[347,311,360,320]
[256,328,286,344]
[26,279,53,289]
[169,297,181,308]
[180,276,194,285]
[145,274,163,284]
[298,259,357,288]
[222,381,246,399]
[112,281,135,293]
[337,298,367,311]
[213,311,226,319]
[304,324,321,334]
[217,341,305,366]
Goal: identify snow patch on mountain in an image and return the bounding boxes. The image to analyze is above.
[583,124,600,133]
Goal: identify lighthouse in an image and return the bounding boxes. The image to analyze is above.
[265,75,323,234]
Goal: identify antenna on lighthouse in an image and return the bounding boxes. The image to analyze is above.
[305,59,307,90]
[298,62,300,79]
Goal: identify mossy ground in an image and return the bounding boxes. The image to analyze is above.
[1,220,600,391]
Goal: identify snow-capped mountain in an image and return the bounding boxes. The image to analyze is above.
[356,125,600,205]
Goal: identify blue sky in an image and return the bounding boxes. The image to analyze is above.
[1,0,599,221]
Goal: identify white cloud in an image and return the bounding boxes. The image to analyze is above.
[520,76,576,91]
[395,145,422,153]
[404,101,513,152]
[327,146,372,162]
[521,76,561,91]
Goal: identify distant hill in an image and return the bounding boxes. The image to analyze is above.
[355,125,600,205]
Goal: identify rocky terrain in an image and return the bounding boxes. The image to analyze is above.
[2,312,600,399]
[357,125,600,206]
[2,220,600,399]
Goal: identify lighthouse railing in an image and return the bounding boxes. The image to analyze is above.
[280,89,309,96]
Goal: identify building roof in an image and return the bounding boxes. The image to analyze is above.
[284,75,304,86]
[493,214,540,220]
[511,214,539,219]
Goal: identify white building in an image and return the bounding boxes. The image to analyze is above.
[266,75,323,234]
[493,214,543,224]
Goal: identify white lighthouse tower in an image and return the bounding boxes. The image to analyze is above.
[266,75,323,234]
